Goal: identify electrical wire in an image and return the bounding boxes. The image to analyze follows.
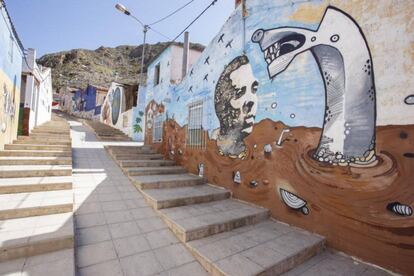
[171,0,218,42]
[148,26,171,40]
[149,0,195,26]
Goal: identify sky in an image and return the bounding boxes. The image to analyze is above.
[6,0,235,57]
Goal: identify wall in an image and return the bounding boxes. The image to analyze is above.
[100,82,137,137]
[143,0,414,274]
[0,2,23,148]
[34,67,52,127]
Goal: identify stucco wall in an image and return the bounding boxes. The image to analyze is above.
[0,3,22,148]
[142,0,414,274]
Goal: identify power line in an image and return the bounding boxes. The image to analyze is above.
[171,0,218,42]
[149,0,195,26]
[148,26,171,40]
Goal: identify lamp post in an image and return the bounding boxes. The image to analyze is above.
[115,3,148,86]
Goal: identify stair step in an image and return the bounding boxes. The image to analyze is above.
[119,159,175,168]
[186,220,325,276]
[14,139,71,146]
[29,133,71,138]
[0,176,72,194]
[142,185,231,209]
[31,129,68,135]
[0,150,72,157]
[113,153,164,160]
[5,144,71,151]
[0,165,72,178]
[0,213,74,261]
[125,166,187,176]
[109,148,157,155]
[159,199,269,242]
[131,174,206,189]
[0,190,73,219]
[0,156,72,166]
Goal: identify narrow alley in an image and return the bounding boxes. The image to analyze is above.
[1,0,413,274]
[0,114,393,275]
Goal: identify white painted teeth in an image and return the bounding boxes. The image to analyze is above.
[264,42,280,64]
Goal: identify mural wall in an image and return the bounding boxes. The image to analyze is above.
[0,2,23,149]
[142,0,414,274]
[100,82,138,137]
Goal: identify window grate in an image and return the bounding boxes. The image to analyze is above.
[152,113,163,143]
[187,101,205,149]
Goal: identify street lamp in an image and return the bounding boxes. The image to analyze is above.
[115,3,148,86]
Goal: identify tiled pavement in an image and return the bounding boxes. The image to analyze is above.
[70,121,208,276]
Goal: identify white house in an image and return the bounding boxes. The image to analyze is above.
[20,48,52,135]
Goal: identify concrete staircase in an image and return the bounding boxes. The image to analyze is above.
[0,113,74,270]
[106,145,326,276]
[84,120,131,141]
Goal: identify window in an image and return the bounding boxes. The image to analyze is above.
[187,101,205,149]
[8,34,14,63]
[152,113,163,143]
[154,63,160,86]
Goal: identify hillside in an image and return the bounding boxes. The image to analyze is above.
[37,42,205,90]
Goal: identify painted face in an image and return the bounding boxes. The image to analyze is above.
[229,64,258,134]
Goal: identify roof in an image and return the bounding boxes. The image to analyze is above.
[0,0,24,51]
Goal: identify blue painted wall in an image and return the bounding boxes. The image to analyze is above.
[84,85,97,112]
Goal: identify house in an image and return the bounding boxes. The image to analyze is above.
[133,42,204,142]
[0,0,24,148]
[20,48,53,135]
[100,82,138,138]
[139,0,414,274]
[58,86,78,114]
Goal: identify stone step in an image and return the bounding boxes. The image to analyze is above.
[132,174,206,189]
[5,144,71,151]
[0,150,72,158]
[0,165,72,178]
[107,145,152,151]
[0,190,73,219]
[31,129,68,135]
[0,176,72,194]
[142,184,231,209]
[125,166,187,176]
[0,156,72,166]
[14,138,72,146]
[107,147,157,155]
[0,213,74,262]
[98,136,131,141]
[119,159,175,168]
[29,133,71,139]
[113,153,164,160]
[159,199,269,242]
[186,220,325,276]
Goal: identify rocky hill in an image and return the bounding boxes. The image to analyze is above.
[37,42,205,90]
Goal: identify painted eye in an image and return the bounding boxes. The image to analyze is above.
[251,81,258,93]
[330,34,340,42]
[235,86,246,98]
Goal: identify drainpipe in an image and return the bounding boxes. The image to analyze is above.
[181,31,190,79]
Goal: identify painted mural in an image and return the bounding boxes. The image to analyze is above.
[0,1,23,149]
[252,7,376,166]
[142,0,414,274]
[111,87,121,125]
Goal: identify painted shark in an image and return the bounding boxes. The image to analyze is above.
[252,7,377,166]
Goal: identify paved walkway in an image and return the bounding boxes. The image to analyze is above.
[70,121,207,276]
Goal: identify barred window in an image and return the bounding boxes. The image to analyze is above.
[187,101,205,149]
[152,113,163,143]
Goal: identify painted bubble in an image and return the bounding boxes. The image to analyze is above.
[404,95,414,105]
[271,102,277,109]
[290,113,296,119]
